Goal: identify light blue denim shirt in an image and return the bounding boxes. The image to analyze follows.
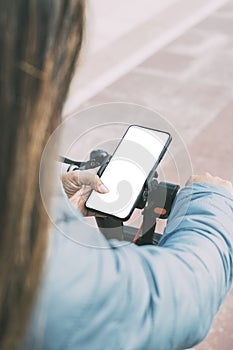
[23,183,233,350]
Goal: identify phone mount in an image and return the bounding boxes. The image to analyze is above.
[60,150,180,246]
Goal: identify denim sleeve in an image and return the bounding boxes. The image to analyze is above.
[133,182,233,349]
[23,183,233,350]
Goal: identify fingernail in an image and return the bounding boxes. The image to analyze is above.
[97,183,109,193]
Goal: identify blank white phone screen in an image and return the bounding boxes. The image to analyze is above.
[86,126,170,219]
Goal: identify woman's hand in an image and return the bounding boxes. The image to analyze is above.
[186,172,233,195]
[61,170,108,216]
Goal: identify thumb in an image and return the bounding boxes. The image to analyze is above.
[95,175,109,194]
[77,171,109,193]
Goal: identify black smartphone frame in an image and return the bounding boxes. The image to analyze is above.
[85,125,172,221]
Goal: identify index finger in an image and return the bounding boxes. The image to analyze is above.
[78,171,108,193]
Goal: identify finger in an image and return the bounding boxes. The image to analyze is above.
[61,170,109,197]
[61,171,82,198]
[186,172,213,186]
[185,173,233,195]
[70,189,107,217]
[69,191,87,216]
[204,172,212,177]
[185,175,196,186]
[78,171,109,193]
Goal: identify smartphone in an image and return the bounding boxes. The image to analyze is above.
[85,125,171,220]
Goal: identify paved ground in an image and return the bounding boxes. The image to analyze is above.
[80,0,233,147]
[87,0,177,53]
[64,0,227,114]
[75,1,233,349]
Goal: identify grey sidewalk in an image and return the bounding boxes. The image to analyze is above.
[80,0,233,148]
[63,0,228,115]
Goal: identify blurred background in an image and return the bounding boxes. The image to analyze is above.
[62,0,233,348]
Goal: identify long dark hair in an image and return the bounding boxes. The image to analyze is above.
[0,1,85,349]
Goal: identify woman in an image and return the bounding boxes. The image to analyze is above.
[1,1,233,350]
[0,1,84,349]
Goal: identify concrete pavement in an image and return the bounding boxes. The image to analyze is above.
[63,0,228,115]
[78,1,233,149]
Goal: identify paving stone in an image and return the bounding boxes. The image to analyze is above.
[194,51,233,89]
[217,0,233,12]
[86,70,184,112]
[197,15,233,36]
[188,100,233,180]
[136,55,210,81]
[136,51,196,75]
[84,73,232,147]
[167,27,227,56]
